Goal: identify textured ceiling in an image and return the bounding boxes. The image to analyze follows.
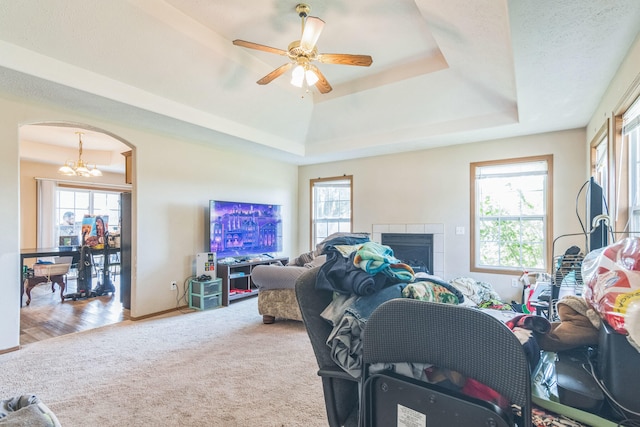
[1,0,639,171]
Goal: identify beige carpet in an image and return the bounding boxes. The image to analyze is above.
[0,297,327,426]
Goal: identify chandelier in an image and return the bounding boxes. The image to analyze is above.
[58,132,102,177]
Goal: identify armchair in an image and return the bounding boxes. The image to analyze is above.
[252,255,325,324]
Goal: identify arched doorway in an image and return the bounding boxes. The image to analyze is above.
[19,122,134,344]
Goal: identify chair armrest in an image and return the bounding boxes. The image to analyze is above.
[317,366,360,427]
[318,367,359,382]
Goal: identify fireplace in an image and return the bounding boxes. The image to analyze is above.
[381,233,433,274]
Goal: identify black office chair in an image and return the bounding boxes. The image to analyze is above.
[295,266,359,427]
[296,268,532,427]
[361,299,532,427]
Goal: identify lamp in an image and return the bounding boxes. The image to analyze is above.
[290,57,319,88]
[291,63,305,87]
[58,132,102,177]
[305,68,319,85]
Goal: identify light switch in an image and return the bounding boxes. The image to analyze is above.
[455,226,465,235]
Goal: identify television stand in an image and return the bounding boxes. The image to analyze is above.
[217,257,288,305]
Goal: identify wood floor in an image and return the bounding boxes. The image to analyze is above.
[20,275,129,346]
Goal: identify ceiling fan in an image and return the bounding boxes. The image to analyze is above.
[232,3,373,94]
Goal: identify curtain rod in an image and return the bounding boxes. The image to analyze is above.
[34,177,132,190]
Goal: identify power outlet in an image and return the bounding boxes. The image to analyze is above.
[511,278,520,288]
[170,281,177,291]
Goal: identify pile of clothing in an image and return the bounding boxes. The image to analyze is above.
[316,241,464,377]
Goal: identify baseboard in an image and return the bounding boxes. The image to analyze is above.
[129,305,188,321]
[0,345,20,355]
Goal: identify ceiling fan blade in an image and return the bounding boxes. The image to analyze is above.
[232,39,288,56]
[257,62,294,85]
[310,65,332,94]
[318,53,373,67]
[300,16,325,51]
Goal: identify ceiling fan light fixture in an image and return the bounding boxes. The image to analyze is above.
[291,64,305,87]
[305,68,319,85]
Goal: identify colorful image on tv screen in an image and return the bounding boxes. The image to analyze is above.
[209,200,282,258]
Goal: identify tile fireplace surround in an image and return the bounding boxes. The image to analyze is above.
[372,223,444,278]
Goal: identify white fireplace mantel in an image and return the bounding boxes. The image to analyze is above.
[372,224,444,278]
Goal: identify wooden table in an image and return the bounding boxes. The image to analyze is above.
[20,246,121,306]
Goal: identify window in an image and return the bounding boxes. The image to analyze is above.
[310,176,353,248]
[625,96,640,232]
[471,156,553,273]
[55,187,122,245]
[591,121,609,202]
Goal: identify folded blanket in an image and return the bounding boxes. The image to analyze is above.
[414,276,465,303]
[353,241,400,274]
[353,242,415,282]
[316,250,398,296]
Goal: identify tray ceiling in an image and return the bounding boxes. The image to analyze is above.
[1,0,639,169]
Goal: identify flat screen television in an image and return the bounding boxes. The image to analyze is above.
[208,200,283,259]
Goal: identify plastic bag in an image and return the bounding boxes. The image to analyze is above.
[582,237,640,334]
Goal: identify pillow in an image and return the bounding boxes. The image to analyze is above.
[289,251,315,266]
[304,254,326,268]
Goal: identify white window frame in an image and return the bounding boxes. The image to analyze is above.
[310,176,353,249]
[625,96,640,233]
[55,188,122,244]
[593,130,609,202]
[36,179,127,248]
[470,155,553,274]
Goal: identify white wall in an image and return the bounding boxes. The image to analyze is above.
[0,99,21,352]
[0,96,298,352]
[585,32,640,229]
[587,33,640,143]
[299,128,587,302]
[130,129,298,316]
